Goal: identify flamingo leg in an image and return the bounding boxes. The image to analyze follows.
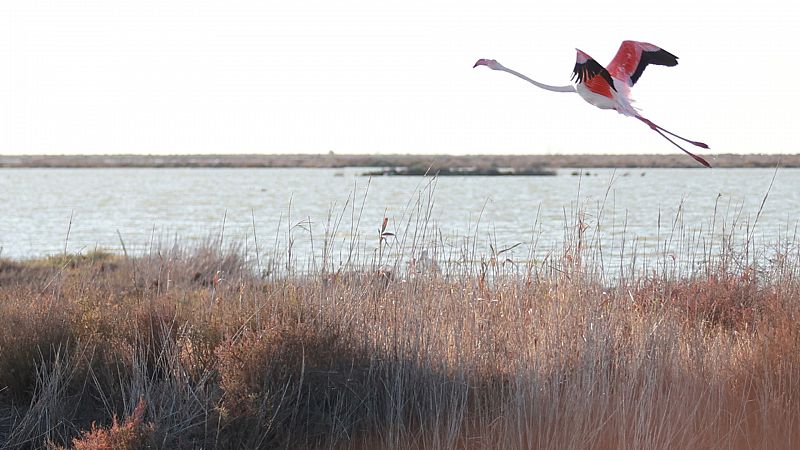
[636,116,709,149]
[649,126,711,168]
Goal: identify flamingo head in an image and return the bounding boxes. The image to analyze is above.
[473,58,502,70]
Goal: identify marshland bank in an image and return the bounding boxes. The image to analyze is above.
[1,153,797,169]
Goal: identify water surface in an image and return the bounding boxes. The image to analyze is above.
[1,168,796,269]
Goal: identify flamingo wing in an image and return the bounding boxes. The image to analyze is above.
[572,50,616,95]
[607,41,678,87]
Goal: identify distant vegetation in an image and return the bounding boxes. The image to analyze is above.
[362,165,557,176]
[1,153,798,169]
[1,205,798,449]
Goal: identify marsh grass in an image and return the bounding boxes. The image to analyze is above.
[1,184,799,449]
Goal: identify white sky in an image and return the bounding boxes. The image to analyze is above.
[2,0,799,155]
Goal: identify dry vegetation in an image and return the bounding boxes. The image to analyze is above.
[1,210,799,449]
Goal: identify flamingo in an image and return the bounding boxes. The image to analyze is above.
[474,41,711,168]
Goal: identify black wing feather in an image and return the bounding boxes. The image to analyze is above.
[571,58,616,92]
[630,49,678,86]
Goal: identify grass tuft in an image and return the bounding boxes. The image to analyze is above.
[1,212,799,448]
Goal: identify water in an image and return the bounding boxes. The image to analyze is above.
[1,167,797,268]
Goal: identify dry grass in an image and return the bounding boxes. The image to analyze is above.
[1,212,799,449]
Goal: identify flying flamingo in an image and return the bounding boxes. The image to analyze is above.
[474,41,711,167]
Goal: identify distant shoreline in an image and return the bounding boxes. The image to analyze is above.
[0,153,797,169]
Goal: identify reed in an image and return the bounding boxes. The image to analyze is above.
[0,194,798,449]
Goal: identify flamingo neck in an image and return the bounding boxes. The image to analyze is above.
[497,64,575,93]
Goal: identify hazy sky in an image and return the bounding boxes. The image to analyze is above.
[3,0,798,155]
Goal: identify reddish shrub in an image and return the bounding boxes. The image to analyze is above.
[55,399,154,450]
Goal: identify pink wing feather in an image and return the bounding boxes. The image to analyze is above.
[607,41,678,87]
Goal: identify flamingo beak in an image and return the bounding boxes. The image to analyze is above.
[473,59,496,68]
